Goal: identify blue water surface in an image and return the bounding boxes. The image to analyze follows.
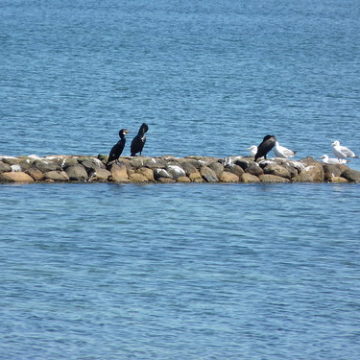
[0,183,360,360]
[1,0,360,359]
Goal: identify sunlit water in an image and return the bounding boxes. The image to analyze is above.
[1,0,360,359]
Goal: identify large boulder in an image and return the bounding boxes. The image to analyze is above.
[259,174,290,183]
[26,168,45,181]
[341,169,360,183]
[154,168,172,180]
[0,161,11,173]
[200,166,218,182]
[34,160,61,172]
[110,163,129,182]
[137,167,155,181]
[65,164,88,181]
[45,171,69,182]
[208,161,224,177]
[245,162,264,177]
[293,158,324,182]
[166,165,186,179]
[180,161,199,176]
[263,164,291,179]
[219,171,239,183]
[129,173,148,183]
[224,164,245,177]
[89,168,111,182]
[323,164,347,182]
[0,171,34,183]
[241,173,260,183]
[189,171,203,182]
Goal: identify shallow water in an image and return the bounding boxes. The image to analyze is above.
[1,0,360,358]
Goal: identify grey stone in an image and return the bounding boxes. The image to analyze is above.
[34,160,61,172]
[263,164,291,179]
[65,164,88,181]
[208,161,224,177]
[0,161,12,173]
[200,166,218,182]
[166,165,186,179]
[341,169,360,183]
[154,168,173,180]
[245,163,264,176]
[224,164,245,177]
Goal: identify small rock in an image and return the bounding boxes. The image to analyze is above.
[323,164,346,181]
[180,161,199,175]
[241,173,260,183]
[219,171,239,183]
[200,166,218,182]
[136,167,155,181]
[1,157,20,165]
[0,171,34,183]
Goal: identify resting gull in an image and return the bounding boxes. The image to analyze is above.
[332,140,358,160]
[273,141,296,159]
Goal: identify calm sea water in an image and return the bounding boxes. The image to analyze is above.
[1,0,360,359]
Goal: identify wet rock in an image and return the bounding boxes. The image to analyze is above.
[219,171,239,183]
[329,176,348,183]
[259,174,290,183]
[45,171,69,182]
[154,168,172,180]
[263,164,291,179]
[26,168,45,181]
[245,162,264,176]
[208,161,224,177]
[200,166,218,182]
[176,176,191,183]
[224,164,245,177]
[0,161,11,173]
[65,164,88,181]
[241,173,260,183]
[0,171,34,183]
[110,163,129,182]
[341,168,360,183]
[158,177,176,183]
[166,165,186,179]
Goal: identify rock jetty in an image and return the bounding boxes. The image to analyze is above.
[0,155,359,184]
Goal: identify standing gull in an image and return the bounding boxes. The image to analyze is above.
[273,141,296,159]
[255,135,276,161]
[332,140,358,160]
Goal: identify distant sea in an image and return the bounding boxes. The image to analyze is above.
[1,0,359,359]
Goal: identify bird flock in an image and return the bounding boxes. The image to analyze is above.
[107,126,357,166]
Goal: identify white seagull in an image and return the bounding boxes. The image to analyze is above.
[332,140,358,160]
[247,145,258,156]
[320,155,348,165]
[273,141,296,159]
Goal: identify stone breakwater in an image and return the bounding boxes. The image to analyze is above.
[1,155,360,184]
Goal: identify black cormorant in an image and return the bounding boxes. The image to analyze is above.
[131,123,149,156]
[255,135,276,161]
[107,129,128,164]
